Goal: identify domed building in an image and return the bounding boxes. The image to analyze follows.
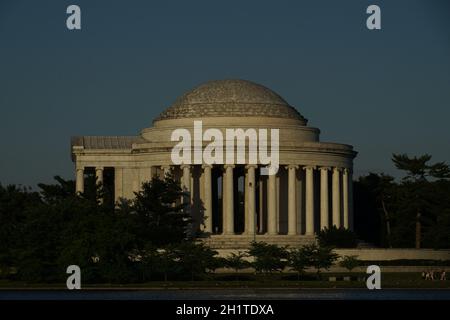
[71,79,357,248]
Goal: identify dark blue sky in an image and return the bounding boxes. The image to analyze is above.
[1,0,449,187]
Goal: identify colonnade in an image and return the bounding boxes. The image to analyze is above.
[75,164,353,235]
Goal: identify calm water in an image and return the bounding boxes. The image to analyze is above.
[1,289,450,300]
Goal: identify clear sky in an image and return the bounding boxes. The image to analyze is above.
[1,0,449,187]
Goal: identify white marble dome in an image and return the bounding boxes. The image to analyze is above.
[154,79,307,124]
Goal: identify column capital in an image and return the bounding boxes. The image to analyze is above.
[95,166,104,171]
[333,167,343,172]
[180,164,191,170]
[319,166,331,171]
[201,164,212,169]
[343,167,352,174]
[285,164,299,170]
[161,165,171,169]
[303,165,316,171]
[224,164,235,169]
[245,164,258,170]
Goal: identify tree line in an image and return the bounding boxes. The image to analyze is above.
[0,173,343,283]
[0,153,449,283]
[355,154,450,249]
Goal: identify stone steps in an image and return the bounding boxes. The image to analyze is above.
[356,239,376,248]
[198,235,316,249]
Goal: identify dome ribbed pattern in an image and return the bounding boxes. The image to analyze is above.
[154,79,306,123]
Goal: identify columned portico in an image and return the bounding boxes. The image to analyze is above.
[74,162,354,238]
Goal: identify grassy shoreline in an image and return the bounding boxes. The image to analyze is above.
[1,273,449,289]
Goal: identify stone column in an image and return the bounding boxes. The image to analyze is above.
[76,167,84,194]
[161,165,171,179]
[95,167,104,202]
[348,169,354,231]
[258,176,264,233]
[132,168,140,193]
[222,167,227,233]
[296,169,303,234]
[343,168,350,229]
[276,174,280,233]
[95,167,103,186]
[139,167,151,186]
[267,173,277,235]
[305,166,315,235]
[223,165,235,235]
[320,167,329,230]
[246,165,256,236]
[181,165,191,205]
[244,170,249,233]
[190,167,195,205]
[202,165,213,233]
[150,166,157,178]
[332,167,341,228]
[287,165,298,235]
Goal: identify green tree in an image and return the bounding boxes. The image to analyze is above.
[339,255,360,272]
[225,251,250,280]
[157,245,179,282]
[139,245,160,281]
[392,153,450,248]
[317,226,358,248]
[139,245,180,282]
[6,174,199,284]
[132,176,191,246]
[288,248,309,280]
[301,244,339,277]
[357,173,397,248]
[248,242,288,275]
[0,184,40,277]
[356,154,450,249]
[173,242,218,281]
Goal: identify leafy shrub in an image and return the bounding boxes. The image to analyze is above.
[224,252,250,273]
[317,226,358,248]
[339,255,361,271]
[299,244,339,276]
[248,242,288,275]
